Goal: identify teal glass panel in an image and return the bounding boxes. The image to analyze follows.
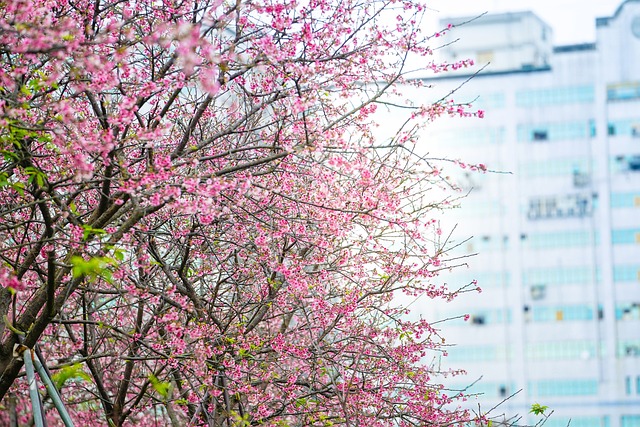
[446,345,509,362]
[611,193,640,208]
[528,379,598,396]
[518,121,593,142]
[524,231,598,249]
[526,341,596,360]
[531,305,594,322]
[613,266,640,282]
[622,416,640,427]
[544,417,608,427]
[612,229,640,244]
[607,119,640,136]
[523,267,599,286]
[519,158,591,177]
[517,86,594,107]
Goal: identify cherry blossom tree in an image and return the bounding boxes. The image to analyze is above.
[0,0,484,425]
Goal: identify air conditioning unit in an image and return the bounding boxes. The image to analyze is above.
[471,315,486,325]
[530,285,546,300]
[628,156,640,171]
[573,172,590,187]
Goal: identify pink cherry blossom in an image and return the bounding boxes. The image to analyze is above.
[0,0,488,425]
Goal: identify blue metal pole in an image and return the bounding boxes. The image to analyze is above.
[22,348,45,427]
[33,355,75,427]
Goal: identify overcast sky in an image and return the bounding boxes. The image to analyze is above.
[425,0,625,46]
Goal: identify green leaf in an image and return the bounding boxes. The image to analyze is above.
[81,224,107,241]
[70,256,116,284]
[113,249,125,262]
[19,85,32,97]
[0,150,19,162]
[149,374,171,399]
[37,132,52,144]
[24,166,46,188]
[530,403,548,416]
[11,182,25,196]
[51,363,91,389]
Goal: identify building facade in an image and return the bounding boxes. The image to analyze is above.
[407,2,640,426]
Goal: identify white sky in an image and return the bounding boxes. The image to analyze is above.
[426,0,624,45]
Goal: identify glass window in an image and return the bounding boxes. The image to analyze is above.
[470,309,511,325]
[606,119,640,137]
[622,416,640,427]
[439,308,512,327]
[523,267,600,286]
[517,85,595,107]
[526,341,596,360]
[613,266,640,283]
[544,417,608,427]
[618,341,640,357]
[520,158,591,178]
[615,303,640,320]
[530,305,595,322]
[611,193,640,208]
[612,229,640,244]
[461,235,509,252]
[607,82,640,101]
[611,156,640,173]
[446,381,515,398]
[523,230,598,249]
[527,194,594,220]
[529,379,598,396]
[445,345,511,362]
[518,121,593,142]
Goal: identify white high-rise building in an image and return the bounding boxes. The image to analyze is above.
[405,2,640,426]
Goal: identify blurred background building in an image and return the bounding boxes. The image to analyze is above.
[404,1,640,425]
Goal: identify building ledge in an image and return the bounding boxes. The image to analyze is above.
[554,43,596,53]
[419,65,552,81]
